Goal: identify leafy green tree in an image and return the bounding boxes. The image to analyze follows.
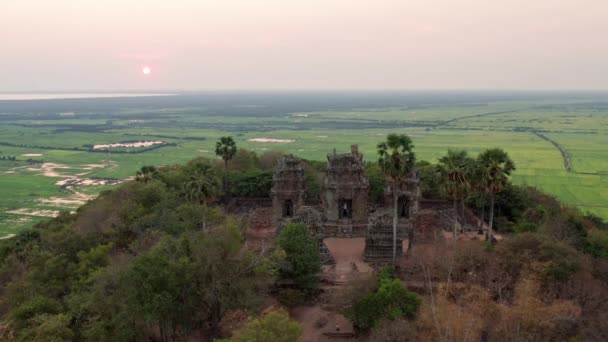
[215,136,238,191]
[16,313,74,342]
[366,162,387,203]
[416,160,442,199]
[377,134,416,262]
[135,165,159,183]
[228,170,273,197]
[477,148,515,242]
[344,267,420,334]
[230,309,303,342]
[277,223,321,293]
[438,149,474,238]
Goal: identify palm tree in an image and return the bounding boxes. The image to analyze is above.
[437,150,473,239]
[477,148,515,242]
[215,136,237,192]
[135,165,158,183]
[184,169,219,205]
[377,134,416,263]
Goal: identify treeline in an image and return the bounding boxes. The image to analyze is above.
[0,141,177,154]
[0,156,43,164]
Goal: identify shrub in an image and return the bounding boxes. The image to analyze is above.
[230,309,302,342]
[228,170,272,197]
[277,223,321,293]
[344,268,420,334]
[585,229,608,258]
[276,289,306,308]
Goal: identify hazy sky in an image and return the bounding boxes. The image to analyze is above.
[2,0,607,91]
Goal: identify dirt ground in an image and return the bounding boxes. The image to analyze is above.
[293,238,376,342]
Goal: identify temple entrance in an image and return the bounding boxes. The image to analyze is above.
[283,199,294,218]
[338,199,352,219]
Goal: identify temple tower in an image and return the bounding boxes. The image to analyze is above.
[322,145,369,237]
[271,156,305,227]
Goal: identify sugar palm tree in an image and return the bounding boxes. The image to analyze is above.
[184,169,219,206]
[437,150,474,239]
[477,148,515,242]
[135,165,159,183]
[215,136,237,192]
[377,134,416,263]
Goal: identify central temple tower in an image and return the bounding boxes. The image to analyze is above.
[322,145,369,237]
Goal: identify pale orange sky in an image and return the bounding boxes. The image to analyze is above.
[1,0,607,91]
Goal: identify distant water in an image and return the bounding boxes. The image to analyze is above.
[0,93,175,101]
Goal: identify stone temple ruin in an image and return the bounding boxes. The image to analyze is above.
[269,144,421,263]
[323,145,369,237]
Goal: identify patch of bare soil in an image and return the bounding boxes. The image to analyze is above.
[93,141,163,149]
[0,234,16,240]
[292,306,357,342]
[7,209,59,218]
[248,138,295,143]
[324,238,373,280]
[291,238,373,341]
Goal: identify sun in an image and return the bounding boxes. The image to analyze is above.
[142,66,151,75]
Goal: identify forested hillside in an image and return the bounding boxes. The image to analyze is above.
[0,145,607,341]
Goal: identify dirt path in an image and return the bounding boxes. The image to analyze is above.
[292,238,375,341]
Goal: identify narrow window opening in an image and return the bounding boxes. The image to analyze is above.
[338,199,353,219]
[399,196,410,218]
[283,199,293,218]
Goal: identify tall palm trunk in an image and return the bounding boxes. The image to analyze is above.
[223,159,228,193]
[487,192,495,242]
[478,194,486,234]
[453,198,458,239]
[392,189,398,265]
[460,198,466,232]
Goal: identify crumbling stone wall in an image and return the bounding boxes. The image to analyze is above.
[322,145,369,237]
[364,210,407,262]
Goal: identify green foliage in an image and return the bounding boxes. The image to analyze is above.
[416,160,442,198]
[345,292,385,333]
[476,148,516,194]
[230,149,259,172]
[584,229,608,258]
[215,136,238,163]
[300,158,324,203]
[277,223,321,293]
[437,149,474,201]
[16,313,74,342]
[11,296,63,326]
[183,157,221,203]
[135,165,159,183]
[377,134,416,182]
[496,233,581,283]
[376,277,420,320]
[0,155,284,340]
[345,268,420,334]
[228,170,273,197]
[377,133,416,262]
[366,162,387,203]
[230,309,303,342]
[276,288,306,308]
